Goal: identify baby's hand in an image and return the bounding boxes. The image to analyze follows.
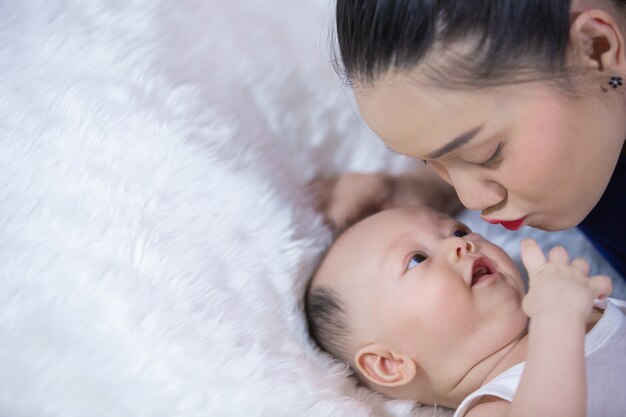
[311,173,394,231]
[521,239,612,322]
[311,171,460,231]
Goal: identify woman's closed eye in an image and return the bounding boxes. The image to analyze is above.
[479,142,504,168]
[408,252,428,270]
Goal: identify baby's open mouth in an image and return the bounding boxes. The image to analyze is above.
[471,257,496,287]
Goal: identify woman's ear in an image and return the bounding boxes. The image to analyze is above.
[568,9,626,72]
[354,344,417,388]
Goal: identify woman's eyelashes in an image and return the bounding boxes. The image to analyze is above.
[424,142,504,169]
[407,252,428,270]
[479,142,504,168]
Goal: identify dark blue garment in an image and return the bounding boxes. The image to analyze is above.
[578,154,626,280]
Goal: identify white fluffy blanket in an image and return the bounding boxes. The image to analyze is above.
[1,1,622,417]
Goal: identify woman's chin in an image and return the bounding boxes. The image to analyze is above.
[526,215,578,232]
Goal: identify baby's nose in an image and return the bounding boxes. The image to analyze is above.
[450,238,475,260]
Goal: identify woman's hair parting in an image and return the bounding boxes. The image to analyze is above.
[334,0,626,89]
[305,283,352,364]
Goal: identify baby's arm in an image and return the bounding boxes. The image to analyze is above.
[466,240,612,417]
[312,167,461,230]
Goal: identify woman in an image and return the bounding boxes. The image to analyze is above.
[319,0,626,278]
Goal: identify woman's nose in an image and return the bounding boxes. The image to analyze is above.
[450,173,506,212]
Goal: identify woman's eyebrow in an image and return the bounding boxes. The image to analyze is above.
[426,125,484,159]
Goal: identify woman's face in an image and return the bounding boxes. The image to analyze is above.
[355,73,626,231]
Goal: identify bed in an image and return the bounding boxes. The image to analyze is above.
[1,1,623,417]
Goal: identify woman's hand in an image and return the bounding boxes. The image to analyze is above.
[311,170,461,231]
[521,239,613,322]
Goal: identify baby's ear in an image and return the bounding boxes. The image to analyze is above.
[354,344,417,388]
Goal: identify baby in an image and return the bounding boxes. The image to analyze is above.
[305,206,626,417]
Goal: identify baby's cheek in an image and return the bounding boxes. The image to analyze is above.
[421,286,472,330]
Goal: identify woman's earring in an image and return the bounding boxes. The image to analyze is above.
[608,76,623,89]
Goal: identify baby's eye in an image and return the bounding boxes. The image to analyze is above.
[408,252,428,270]
[452,226,471,237]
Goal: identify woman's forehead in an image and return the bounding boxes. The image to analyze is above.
[354,75,520,156]
[356,83,498,152]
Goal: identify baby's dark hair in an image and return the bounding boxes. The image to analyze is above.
[305,284,352,364]
[304,229,357,365]
[335,0,626,90]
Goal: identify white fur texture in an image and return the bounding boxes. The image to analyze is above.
[0,1,622,417]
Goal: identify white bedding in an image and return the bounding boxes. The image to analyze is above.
[0,1,622,417]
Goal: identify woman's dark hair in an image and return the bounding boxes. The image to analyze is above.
[335,0,626,89]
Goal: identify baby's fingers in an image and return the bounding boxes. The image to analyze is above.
[571,258,590,276]
[521,239,546,272]
[548,246,569,264]
[588,275,613,300]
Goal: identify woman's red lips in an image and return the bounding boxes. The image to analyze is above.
[482,216,527,231]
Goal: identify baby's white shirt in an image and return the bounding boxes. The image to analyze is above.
[454,298,626,417]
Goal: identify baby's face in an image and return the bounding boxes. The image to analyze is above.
[313,206,527,399]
